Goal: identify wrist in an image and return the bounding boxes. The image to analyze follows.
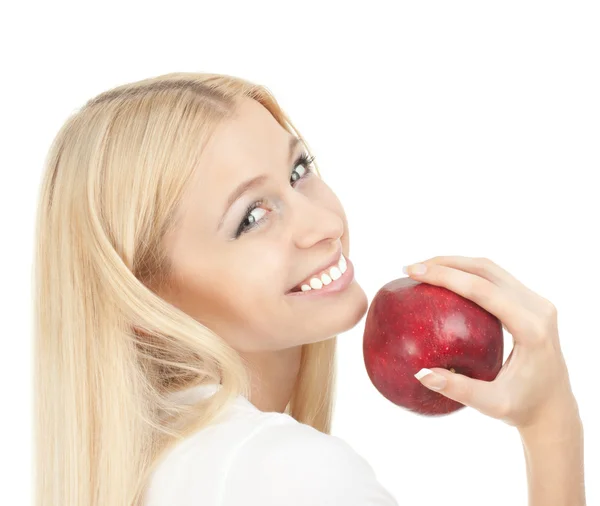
[518,394,582,445]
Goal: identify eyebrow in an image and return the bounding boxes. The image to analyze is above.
[217,136,302,231]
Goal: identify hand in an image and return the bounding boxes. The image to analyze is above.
[404,256,579,430]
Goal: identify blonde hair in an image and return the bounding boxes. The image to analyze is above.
[33,72,338,506]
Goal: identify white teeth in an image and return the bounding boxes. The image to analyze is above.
[320,272,332,285]
[309,277,323,289]
[294,254,348,292]
[329,266,342,280]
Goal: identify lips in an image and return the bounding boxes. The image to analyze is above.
[286,246,343,294]
[286,255,354,297]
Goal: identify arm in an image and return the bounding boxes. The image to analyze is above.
[403,257,587,505]
[518,395,586,506]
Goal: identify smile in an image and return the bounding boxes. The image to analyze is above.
[286,255,354,297]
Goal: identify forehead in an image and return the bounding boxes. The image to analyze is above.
[177,99,292,232]
[202,98,291,178]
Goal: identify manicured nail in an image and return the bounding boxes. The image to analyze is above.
[414,368,447,391]
[403,263,427,275]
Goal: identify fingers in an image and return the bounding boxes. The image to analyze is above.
[418,256,524,289]
[418,367,509,420]
[406,262,530,338]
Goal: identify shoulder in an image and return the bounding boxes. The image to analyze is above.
[222,413,399,506]
[232,414,372,475]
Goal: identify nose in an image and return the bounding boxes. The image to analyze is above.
[290,193,344,249]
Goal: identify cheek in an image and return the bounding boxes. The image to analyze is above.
[238,245,288,294]
[171,267,282,344]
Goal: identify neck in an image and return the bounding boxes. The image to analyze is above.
[241,345,303,413]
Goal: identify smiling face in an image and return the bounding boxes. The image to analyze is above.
[161,98,368,354]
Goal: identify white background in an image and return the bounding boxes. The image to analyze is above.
[2,1,598,504]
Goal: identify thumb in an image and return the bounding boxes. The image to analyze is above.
[415,367,505,419]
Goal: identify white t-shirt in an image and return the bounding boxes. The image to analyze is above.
[144,383,398,506]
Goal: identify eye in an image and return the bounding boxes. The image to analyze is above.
[290,152,316,185]
[233,151,317,239]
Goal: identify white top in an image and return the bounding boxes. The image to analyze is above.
[144,383,398,505]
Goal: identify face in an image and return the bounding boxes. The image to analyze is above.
[162,98,368,353]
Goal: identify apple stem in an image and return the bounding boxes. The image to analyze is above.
[450,368,456,373]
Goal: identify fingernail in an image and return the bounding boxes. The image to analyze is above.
[403,263,427,275]
[414,368,447,391]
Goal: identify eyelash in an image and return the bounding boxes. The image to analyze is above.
[234,152,316,238]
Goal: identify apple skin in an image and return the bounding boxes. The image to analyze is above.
[363,277,504,416]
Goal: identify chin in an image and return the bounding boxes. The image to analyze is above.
[323,282,370,341]
[288,281,369,346]
[346,282,369,328]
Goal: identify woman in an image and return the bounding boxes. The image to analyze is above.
[33,72,585,505]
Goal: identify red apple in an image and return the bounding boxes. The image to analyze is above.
[363,277,504,416]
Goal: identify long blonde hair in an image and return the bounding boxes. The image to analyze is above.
[33,72,338,506]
